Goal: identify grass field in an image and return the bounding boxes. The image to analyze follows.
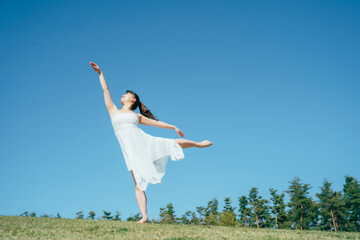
[1,215,359,240]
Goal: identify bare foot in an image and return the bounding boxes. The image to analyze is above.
[136,218,149,223]
[198,140,213,148]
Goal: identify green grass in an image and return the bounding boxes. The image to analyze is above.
[0,215,359,240]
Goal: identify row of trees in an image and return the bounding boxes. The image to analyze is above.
[20,210,140,221]
[157,176,360,232]
[18,175,360,232]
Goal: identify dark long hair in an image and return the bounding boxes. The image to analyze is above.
[126,90,159,121]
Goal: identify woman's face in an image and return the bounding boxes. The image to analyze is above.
[121,92,135,105]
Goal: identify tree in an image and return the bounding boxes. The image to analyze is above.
[223,197,236,213]
[180,211,199,225]
[343,175,360,232]
[75,211,84,219]
[219,197,237,226]
[102,210,113,220]
[159,203,177,224]
[180,211,192,224]
[113,210,122,221]
[248,187,271,228]
[204,198,219,225]
[150,218,160,223]
[20,211,30,217]
[269,188,287,229]
[238,196,251,227]
[127,213,142,222]
[286,177,317,230]
[196,206,206,225]
[183,211,200,225]
[87,211,96,220]
[316,179,346,231]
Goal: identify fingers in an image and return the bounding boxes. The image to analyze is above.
[175,128,184,137]
[89,62,100,72]
[89,62,98,68]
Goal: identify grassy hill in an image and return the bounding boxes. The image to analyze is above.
[0,215,359,239]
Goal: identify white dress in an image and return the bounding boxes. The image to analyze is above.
[111,111,185,191]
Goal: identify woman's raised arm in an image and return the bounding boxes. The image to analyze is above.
[90,62,117,112]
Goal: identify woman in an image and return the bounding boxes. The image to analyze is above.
[90,62,213,223]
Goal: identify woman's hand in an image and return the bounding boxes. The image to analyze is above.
[174,126,184,137]
[89,62,102,75]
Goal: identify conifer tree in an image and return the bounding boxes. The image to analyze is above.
[159,203,177,224]
[20,211,30,217]
[219,197,237,226]
[238,196,251,227]
[223,197,236,213]
[75,211,84,219]
[286,177,317,230]
[248,187,271,228]
[196,206,206,225]
[343,175,360,232]
[102,210,113,220]
[204,198,219,225]
[180,211,199,225]
[269,188,287,229]
[113,210,121,221]
[316,179,346,231]
[180,211,192,224]
[127,212,141,221]
[182,211,200,225]
[87,211,96,220]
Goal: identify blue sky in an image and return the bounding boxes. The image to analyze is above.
[1,0,359,220]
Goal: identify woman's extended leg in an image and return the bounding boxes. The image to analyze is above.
[131,170,149,223]
[175,138,213,149]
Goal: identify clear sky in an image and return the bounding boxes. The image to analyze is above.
[1,0,359,221]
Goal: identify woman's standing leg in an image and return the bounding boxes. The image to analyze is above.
[131,170,149,223]
[175,138,213,149]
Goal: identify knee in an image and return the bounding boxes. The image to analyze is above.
[175,139,184,148]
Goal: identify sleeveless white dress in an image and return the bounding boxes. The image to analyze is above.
[111,112,185,191]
